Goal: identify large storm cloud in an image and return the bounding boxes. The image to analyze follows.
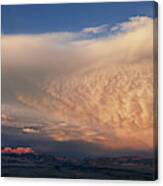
[2,16,155,151]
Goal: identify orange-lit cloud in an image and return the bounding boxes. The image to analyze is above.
[1,113,15,123]
[2,16,155,151]
[1,147,34,154]
[22,127,39,134]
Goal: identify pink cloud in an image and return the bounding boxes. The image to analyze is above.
[1,147,34,154]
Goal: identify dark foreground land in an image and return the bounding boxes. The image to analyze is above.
[1,153,157,180]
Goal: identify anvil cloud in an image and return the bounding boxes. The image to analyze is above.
[2,16,155,151]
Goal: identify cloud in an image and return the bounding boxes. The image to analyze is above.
[82,24,108,34]
[2,126,151,157]
[22,127,39,134]
[1,147,34,154]
[1,113,15,123]
[2,16,155,151]
[111,16,153,32]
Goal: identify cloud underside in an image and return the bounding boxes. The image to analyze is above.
[2,16,155,151]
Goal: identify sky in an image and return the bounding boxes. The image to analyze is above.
[2,2,156,34]
[1,2,157,157]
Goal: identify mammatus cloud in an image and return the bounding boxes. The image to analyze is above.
[1,147,34,154]
[2,16,155,151]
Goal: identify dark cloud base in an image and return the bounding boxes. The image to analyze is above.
[2,126,153,158]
